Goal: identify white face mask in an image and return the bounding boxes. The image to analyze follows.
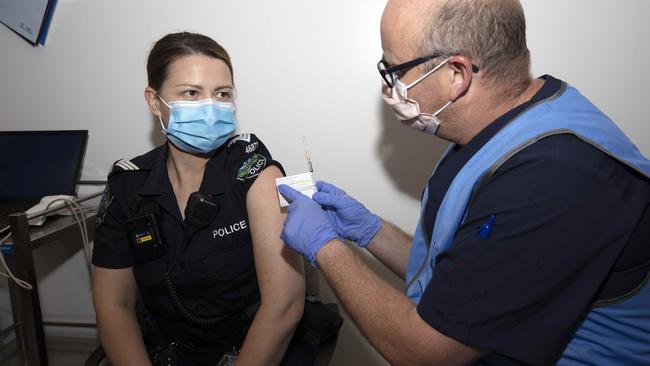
[382,57,452,135]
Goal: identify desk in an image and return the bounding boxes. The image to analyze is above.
[3,199,97,366]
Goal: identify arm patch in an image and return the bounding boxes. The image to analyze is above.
[96,184,114,227]
[237,154,267,181]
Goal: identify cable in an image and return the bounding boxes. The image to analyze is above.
[0,197,95,291]
[0,232,33,290]
[160,192,229,327]
[44,198,93,275]
[161,230,231,327]
[164,274,230,327]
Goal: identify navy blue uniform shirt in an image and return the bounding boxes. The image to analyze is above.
[92,133,284,361]
[418,76,650,365]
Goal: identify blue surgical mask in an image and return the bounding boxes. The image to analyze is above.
[157,96,237,154]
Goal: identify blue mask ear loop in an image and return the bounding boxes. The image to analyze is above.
[156,93,172,134]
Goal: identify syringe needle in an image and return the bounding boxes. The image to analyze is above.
[302,136,313,173]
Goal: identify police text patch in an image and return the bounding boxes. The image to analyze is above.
[237,154,267,181]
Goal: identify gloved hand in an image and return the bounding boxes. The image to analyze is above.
[312,181,381,248]
[278,184,339,268]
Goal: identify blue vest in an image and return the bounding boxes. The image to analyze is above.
[405,83,650,364]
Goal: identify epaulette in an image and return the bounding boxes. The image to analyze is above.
[227,133,260,154]
[108,145,164,176]
[109,158,141,175]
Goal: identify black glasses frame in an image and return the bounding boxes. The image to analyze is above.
[377,54,480,88]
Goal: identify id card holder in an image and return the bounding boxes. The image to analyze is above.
[125,213,166,263]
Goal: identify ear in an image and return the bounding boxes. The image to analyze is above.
[446,55,474,102]
[144,86,162,117]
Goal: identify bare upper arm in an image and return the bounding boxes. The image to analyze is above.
[92,266,139,310]
[246,166,304,303]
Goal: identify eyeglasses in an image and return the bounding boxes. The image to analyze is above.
[377,54,480,88]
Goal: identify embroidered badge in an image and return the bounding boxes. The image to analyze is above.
[237,154,267,181]
[96,184,114,227]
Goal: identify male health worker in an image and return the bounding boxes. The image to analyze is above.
[279,0,650,364]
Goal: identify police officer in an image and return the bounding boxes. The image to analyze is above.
[278,0,650,365]
[92,32,307,365]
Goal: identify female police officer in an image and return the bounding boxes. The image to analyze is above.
[91,32,307,365]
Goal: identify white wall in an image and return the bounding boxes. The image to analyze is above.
[0,0,648,364]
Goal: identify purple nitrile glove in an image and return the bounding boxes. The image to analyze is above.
[278,184,339,268]
[312,181,381,248]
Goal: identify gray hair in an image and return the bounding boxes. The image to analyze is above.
[421,0,530,88]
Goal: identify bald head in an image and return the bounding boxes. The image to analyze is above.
[381,0,440,63]
[381,0,443,32]
[381,0,530,91]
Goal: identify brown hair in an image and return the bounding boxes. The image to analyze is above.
[421,0,530,92]
[146,32,233,91]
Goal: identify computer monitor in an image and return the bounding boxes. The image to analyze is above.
[0,130,88,203]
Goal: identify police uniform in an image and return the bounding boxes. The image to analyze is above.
[92,133,292,364]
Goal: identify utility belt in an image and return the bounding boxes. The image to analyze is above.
[140,300,256,366]
[142,295,343,366]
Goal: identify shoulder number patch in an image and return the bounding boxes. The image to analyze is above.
[237,154,267,181]
[244,141,259,154]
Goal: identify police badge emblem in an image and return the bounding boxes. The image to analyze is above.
[96,184,114,227]
[237,154,267,181]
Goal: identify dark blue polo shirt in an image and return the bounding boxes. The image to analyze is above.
[417,76,650,365]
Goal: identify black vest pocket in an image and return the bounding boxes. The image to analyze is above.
[200,240,254,281]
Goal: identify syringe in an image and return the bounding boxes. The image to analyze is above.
[302,136,314,173]
[275,137,318,207]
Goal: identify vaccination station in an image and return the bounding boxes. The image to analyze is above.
[1,0,649,365]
